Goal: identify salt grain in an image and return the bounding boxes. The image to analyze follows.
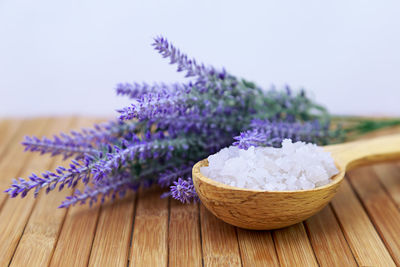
[200,139,339,191]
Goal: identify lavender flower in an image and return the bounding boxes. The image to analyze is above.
[59,172,138,208]
[116,82,158,99]
[23,120,143,159]
[91,135,192,182]
[169,178,199,203]
[5,159,92,199]
[5,35,338,207]
[118,87,193,121]
[158,165,193,187]
[22,135,98,160]
[116,82,186,99]
[233,119,333,149]
[153,36,221,79]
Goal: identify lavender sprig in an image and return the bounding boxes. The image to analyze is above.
[169,178,199,203]
[158,165,193,187]
[22,135,98,159]
[116,82,188,100]
[91,135,192,182]
[59,172,138,208]
[153,36,222,79]
[118,84,195,121]
[36,120,151,152]
[233,119,334,149]
[5,35,337,207]
[116,82,159,99]
[5,159,92,198]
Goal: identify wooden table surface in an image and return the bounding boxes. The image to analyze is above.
[1,117,400,266]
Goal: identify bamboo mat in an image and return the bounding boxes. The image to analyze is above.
[1,117,400,266]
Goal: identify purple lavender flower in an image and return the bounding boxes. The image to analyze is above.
[153,36,220,79]
[91,135,192,182]
[30,120,142,153]
[118,85,194,121]
[4,158,93,199]
[116,82,186,99]
[154,105,241,136]
[169,178,199,203]
[116,82,157,99]
[59,172,138,208]
[233,119,331,149]
[5,35,336,207]
[22,135,98,160]
[158,165,193,187]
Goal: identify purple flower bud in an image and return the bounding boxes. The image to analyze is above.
[170,178,199,203]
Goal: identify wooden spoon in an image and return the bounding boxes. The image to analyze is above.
[192,134,400,230]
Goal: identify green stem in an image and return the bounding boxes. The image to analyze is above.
[333,115,400,136]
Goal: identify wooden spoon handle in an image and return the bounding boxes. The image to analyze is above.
[325,133,400,171]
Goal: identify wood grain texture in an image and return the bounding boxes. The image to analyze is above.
[130,187,168,267]
[1,118,400,266]
[88,193,135,267]
[0,119,23,208]
[273,223,318,267]
[373,162,400,207]
[348,166,400,265]
[305,205,356,266]
[326,133,400,170]
[50,199,101,267]
[169,201,202,267]
[0,119,21,157]
[49,118,103,267]
[331,178,395,266]
[200,204,242,267]
[236,229,279,267]
[0,118,51,266]
[0,119,47,207]
[9,117,76,267]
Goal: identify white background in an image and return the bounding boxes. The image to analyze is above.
[1,0,399,117]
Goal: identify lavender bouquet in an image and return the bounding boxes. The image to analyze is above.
[5,36,346,206]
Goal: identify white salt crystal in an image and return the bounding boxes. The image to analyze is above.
[200,139,339,191]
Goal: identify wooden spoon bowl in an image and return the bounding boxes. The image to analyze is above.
[193,134,400,230]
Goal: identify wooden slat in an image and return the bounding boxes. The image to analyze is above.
[0,119,23,211]
[130,188,168,267]
[168,201,202,267]
[373,162,400,207]
[0,119,45,207]
[273,223,318,266]
[50,198,101,267]
[236,229,279,267]
[200,204,241,267]
[0,118,52,266]
[88,193,135,267]
[86,116,136,267]
[305,205,356,266]
[347,166,400,265]
[0,119,9,144]
[1,118,400,265]
[9,118,78,266]
[330,178,395,266]
[50,118,103,267]
[0,119,22,157]
[0,119,12,149]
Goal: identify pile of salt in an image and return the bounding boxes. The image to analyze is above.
[200,139,338,191]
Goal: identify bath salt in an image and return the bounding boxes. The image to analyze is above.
[200,139,339,191]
